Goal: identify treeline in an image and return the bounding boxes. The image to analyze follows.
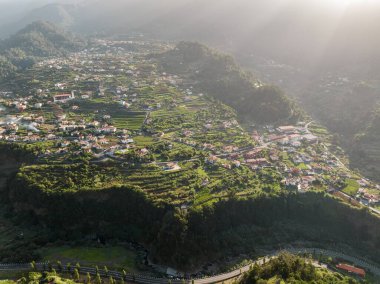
[156,42,303,124]
[0,21,85,78]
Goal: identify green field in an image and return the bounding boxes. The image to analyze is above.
[342,179,360,196]
[39,246,138,270]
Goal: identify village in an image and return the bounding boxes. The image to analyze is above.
[0,39,379,211]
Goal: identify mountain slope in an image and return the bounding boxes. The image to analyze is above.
[156,42,301,124]
[351,109,380,181]
[2,20,84,57]
[0,3,76,38]
[0,21,85,77]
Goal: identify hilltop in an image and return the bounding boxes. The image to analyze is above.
[0,21,85,77]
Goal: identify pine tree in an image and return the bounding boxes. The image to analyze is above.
[86,272,92,284]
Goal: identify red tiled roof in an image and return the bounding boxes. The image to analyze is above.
[336,263,366,277]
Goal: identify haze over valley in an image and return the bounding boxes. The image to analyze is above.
[0,1,380,283]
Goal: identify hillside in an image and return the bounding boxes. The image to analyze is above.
[0,21,85,77]
[297,80,380,181]
[351,109,380,181]
[156,42,301,124]
[0,38,380,272]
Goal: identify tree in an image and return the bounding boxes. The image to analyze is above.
[73,268,80,281]
[86,272,92,284]
[109,276,115,284]
[95,273,102,284]
[76,262,81,272]
[57,261,62,272]
[18,277,27,284]
[52,268,57,276]
[122,269,127,280]
[67,263,72,273]
[104,266,109,276]
[30,261,36,271]
[48,261,53,272]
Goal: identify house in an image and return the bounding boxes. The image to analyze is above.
[277,125,297,134]
[54,92,75,103]
[98,126,117,134]
[206,155,218,164]
[233,160,241,168]
[303,134,318,143]
[139,148,149,156]
[245,158,269,166]
[244,148,264,159]
[336,264,366,278]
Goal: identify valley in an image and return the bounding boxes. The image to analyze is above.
[0,19,378,283]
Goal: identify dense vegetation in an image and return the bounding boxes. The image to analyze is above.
[0,21,85,78]
[156,42,302,124]
[4,159,380,270]
[351,109,380,181]
[300,82,380,181]
[240,252,359,284]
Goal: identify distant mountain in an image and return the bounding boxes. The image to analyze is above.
[0,0,77,38]
[0,4,75,38]
[156,42,302,124]
[0,21,85,77]
[4,0,380,71]
[2,20,84,57]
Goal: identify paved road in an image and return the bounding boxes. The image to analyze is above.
[1,248,379,284]
[337,189,380,216]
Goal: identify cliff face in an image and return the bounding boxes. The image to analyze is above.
[0,153,21,191]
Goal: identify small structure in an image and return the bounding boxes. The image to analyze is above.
[54,91,75,103]
[336,263,366,278]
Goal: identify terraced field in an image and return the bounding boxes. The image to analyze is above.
[112,112,146,130]
[121,163,204,205]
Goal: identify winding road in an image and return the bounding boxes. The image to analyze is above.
[1,248,379,283]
